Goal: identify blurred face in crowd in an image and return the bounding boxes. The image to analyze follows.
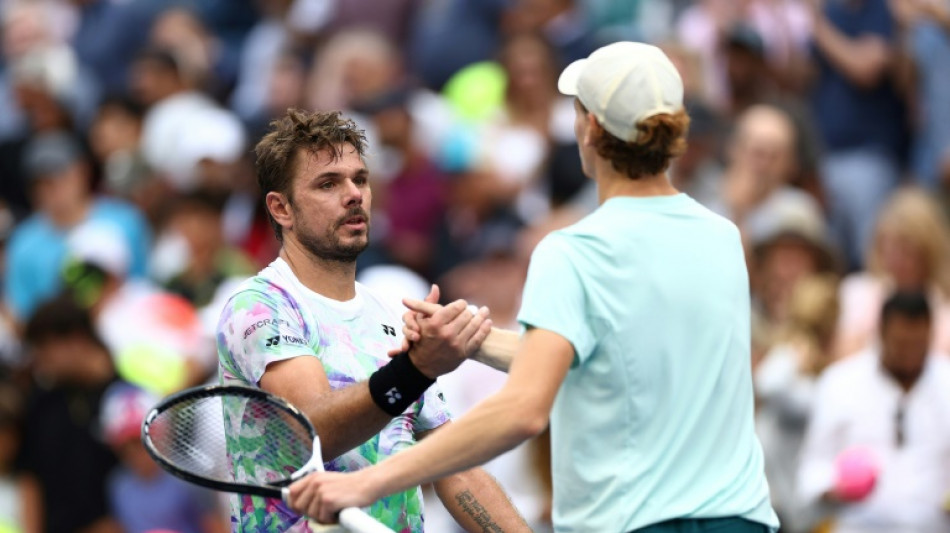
[168,204,222,272]
[756,237,821,321]
[1,3,47,61]
[878,228,927,290]
[130,57,182,107]
[31,333,107,385]
[729,106,797,190]
[31,164,90,226]
[90,103,142,161]
[880,314,931,390]
[14,83,71,132]
[502,34,557,101]
[282,144,371,263]
[372,106,412,149]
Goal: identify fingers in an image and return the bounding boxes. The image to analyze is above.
[403,298,441,316]
[387,339,410,358]
[458,307,491,357]
[402,309,421,343]
[466,315,493,356]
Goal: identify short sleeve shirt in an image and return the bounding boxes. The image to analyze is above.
[517,195,778,532]
[217,258,451,533]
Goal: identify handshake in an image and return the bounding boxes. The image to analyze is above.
[387,284,504,379]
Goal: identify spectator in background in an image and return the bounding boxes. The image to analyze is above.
[503,0,599,65]
[833,187,950,359]
[755,274,839,533]
[131,47,224,193]
[0,207,21,370]
[149,6,238,102]
[717,104,824,245]
[70,0,165,95]
[408,0,510,91]
[88,96,154,215]
[722,24,776,117]
[61,222,212,396]
[798,290,950,532]
[3,131,150,322]
[446,33,578,268]
[160,190,256,308]
[305,28,404,114]
[352,86,450,278]
[18,295,122,533]
[100,383,228,533]
[891,0,950,191]
[0,381,34,533]
[804,0,908,270]
[748,200,838,366]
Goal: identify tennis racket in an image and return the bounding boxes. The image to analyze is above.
[141,384,394,533]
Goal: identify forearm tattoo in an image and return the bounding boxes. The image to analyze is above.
[455,490,505,533]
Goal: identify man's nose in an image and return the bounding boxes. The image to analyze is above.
[343,179,363,206]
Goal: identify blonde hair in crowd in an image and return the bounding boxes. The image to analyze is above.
[778,274,840,376]
[866,187,950,296]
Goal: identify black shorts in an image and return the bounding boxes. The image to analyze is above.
[630,516,773,533]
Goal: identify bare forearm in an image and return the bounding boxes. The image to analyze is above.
[261,364,395,460]
[372,391,545,498]
[471,328,520,372]
[435,468,531,533]
[813,13,890,88]
[298,382,395,460]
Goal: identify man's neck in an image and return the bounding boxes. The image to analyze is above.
[593,160,679,204]
[280,238,357,301]
[49,200,91,230]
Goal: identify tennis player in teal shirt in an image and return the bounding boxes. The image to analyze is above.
[288,42,780,533]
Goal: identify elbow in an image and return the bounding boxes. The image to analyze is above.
[850,68,886,90]
[511,404,549,441]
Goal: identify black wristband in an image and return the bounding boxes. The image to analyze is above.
[368,351,436,416]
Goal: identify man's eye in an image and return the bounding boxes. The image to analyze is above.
[354,177,368,186]
[319,182,334,190]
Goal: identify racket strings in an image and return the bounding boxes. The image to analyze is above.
[147,395,313,486]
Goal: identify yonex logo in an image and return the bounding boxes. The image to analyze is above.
[385,387,402,404]
[382,325,396,336]
[265,336,280,347]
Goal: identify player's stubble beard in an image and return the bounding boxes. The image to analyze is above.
[294,205,371,264]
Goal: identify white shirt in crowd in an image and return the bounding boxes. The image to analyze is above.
[797,349,950,533]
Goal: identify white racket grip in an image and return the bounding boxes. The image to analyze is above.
[339,508,396,533]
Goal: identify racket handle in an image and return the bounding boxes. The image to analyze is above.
[339,507,396,533]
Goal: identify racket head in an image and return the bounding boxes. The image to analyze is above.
[141,384,316,499]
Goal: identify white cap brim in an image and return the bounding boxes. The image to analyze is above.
[557,58,587,96]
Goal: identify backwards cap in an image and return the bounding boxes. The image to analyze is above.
[558,41,684,142]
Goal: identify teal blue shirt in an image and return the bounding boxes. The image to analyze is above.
[517,194,778,533]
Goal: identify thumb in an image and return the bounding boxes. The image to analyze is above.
[425,284,440,304]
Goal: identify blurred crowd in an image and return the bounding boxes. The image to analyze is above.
[1,0,950,532]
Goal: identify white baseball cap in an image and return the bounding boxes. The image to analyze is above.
[557,41,684,142]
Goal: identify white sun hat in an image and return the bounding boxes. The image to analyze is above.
[557,41,684,142]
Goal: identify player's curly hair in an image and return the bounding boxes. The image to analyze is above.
[254,108,367,242]
[581,102,690,180]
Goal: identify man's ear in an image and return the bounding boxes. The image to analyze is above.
[265,191,293,233]
[583,113,602,147]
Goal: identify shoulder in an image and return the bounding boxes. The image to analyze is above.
[7,216,47,247]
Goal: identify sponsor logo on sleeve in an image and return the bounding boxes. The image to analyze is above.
[243,318,290,339]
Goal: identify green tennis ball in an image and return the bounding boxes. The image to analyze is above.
[442,61,507,123]
[115,343,188,395]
